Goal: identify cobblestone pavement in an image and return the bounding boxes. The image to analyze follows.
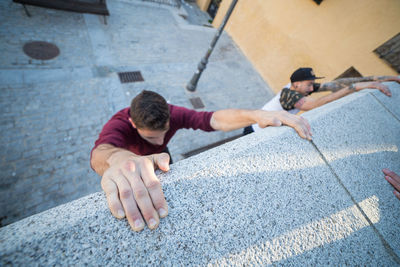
[0,0,274,225]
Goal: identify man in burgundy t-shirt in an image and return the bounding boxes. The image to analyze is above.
[92,104,214,157]
[91,90,312,232]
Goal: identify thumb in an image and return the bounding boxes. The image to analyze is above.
[154,153,170,172]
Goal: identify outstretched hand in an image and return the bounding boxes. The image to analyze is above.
[255,110,312,140]
[382,168,400,200]
[355,82,392,97]
[101,152,170,231]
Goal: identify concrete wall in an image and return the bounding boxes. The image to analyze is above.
[1,81,399,265]
[213,0,400,93]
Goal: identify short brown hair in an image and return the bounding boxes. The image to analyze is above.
[130,90,170,130]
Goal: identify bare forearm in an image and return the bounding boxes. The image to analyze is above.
[300,87,353,110]
[210,109,256,131]
[319,77,371,92]
[319,76,398,92]
[91,144,139,176]
[318,87,353,104]
[373,75,400,82]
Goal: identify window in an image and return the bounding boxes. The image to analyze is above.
[207,0,222,19]
[334,66,362,80]
[374,33,400,74]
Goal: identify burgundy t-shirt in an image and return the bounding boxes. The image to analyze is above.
[92,104,215,156]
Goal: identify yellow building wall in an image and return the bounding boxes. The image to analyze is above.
[196,0,212,11]
[213,0,400,93]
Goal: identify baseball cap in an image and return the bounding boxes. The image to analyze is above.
[290,67,324,82]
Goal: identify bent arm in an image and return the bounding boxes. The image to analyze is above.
[210,109,257,132]
[297,81,391,111]
[210,109,312,140]
[91,144,139,176]
[295,87,354,111]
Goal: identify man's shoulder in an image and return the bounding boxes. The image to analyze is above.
[112,107,130,118]
[280,88,299,101]
[281,87,291,94]
[169,104,188,112]
[280,88,303,98]
[169,104,197,118]
[280,88,304,110]
[107,107,131,128]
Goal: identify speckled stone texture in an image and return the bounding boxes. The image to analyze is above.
[370,81,400,120]
[1,83,399,265]
[303,82,400,256]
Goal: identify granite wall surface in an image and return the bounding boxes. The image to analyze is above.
[1,82,399,265]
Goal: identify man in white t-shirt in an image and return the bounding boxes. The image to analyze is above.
[244,67,399,134]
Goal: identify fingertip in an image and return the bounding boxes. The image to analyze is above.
[155,154,171,172]
[131,219,145,232]
[110,208,124,219]
[160,162,170,172]
[158,207,168,218]
[147,218,159,230]
[117,209,125,219]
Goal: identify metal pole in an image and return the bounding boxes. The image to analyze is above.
[186,0,238,92]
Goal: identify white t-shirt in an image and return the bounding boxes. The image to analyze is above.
[252,83,300,132]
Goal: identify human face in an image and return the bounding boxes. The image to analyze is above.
[129,118,170,146]
[136,127,169,146]
[292,80,314,95]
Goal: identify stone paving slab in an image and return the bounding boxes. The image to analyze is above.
[0,67,93,86]
[103,0,242,65]
[303,90,400,256]
[0,75,128,226]
[142,0,180,7]
[370,81,400,120]
[0,114,398,265]
[0,1,93,69]
[181,1,212,26]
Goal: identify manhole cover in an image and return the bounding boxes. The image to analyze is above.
[23,41,60,60]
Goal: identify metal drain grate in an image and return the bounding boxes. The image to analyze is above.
[118,71,144,83]
[189,97,205,109]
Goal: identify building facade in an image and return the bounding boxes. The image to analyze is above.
[209,0,400,93]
